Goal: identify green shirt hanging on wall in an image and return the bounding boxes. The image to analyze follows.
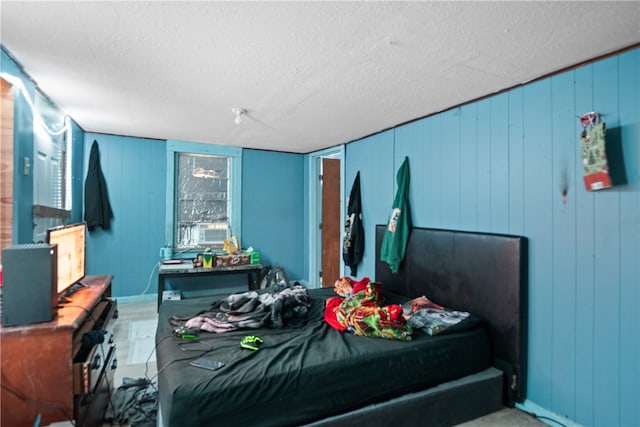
[381,156,411,273]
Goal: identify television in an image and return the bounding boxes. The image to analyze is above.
[46,222,86,298]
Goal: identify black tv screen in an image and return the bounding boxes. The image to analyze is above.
[46,223,86,295]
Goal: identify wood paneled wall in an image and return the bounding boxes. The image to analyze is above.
[82,134,166,298]
[345,48,639,427]
[81,136,307,297]
[0,78,14,259]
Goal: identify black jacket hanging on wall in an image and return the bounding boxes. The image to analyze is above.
[84,140,113,231]
[343,171,364,276]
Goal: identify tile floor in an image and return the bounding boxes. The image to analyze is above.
[107,299,547,427]
[112,299,159,388]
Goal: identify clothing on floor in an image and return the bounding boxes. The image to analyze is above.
[104,377,157,427]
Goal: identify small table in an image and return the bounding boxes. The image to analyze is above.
[157,263,263,309]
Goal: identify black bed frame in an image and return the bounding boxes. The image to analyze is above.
[308,226,527,427]
[157,226,528,427]
[375,225,528,406]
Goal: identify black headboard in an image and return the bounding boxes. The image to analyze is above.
[375,225,528,406]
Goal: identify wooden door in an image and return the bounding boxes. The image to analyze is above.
[321,158,340,287]
[1,78,14,261]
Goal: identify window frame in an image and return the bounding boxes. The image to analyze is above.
[165,140,242,249]
[32,88,72,242]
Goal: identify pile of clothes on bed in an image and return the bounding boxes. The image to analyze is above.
[323,276,472,340]
[324,276,413,341]
[169,276,471,341]
[170,282,312,333]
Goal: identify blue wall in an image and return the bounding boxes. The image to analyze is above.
[81,135,306,297]
[82,134,166,297]
[242,149,305,280]
[344,48,639,427]
[4,41,639,426]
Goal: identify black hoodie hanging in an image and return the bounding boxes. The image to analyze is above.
[84,140,113,231]
[342,171,364,276]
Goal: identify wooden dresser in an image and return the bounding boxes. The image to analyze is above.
[0,275,117,427]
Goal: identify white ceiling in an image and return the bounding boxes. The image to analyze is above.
[1,1,639,154]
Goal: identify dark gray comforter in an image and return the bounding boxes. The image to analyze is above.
[155,287,490,427]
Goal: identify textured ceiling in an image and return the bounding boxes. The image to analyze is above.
[1,1,639,153]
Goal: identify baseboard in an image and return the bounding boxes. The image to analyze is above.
[114,293,158,304]
[516,400,584,427]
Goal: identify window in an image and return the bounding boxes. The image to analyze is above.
[176,153,230,247]
[32,90,72,242]
[166,141,242,250]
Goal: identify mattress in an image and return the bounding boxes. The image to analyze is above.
[156,287,492,427]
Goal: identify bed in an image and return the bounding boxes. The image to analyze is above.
[155,225,528,427]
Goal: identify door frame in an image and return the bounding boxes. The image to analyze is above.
[306,145,345,288]
[1,77,14,256]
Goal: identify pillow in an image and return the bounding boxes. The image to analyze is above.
[402,296,480,336]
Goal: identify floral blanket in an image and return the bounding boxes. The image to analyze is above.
[324,277,412,341]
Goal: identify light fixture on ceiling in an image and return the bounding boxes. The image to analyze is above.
[232,108,247,125]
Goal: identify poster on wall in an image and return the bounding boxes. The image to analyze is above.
[581,112,612,191]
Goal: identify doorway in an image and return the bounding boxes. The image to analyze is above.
[321,158,340,287]
[307,147,344,288]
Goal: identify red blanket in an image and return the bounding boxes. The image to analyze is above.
[324,277,412,341]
